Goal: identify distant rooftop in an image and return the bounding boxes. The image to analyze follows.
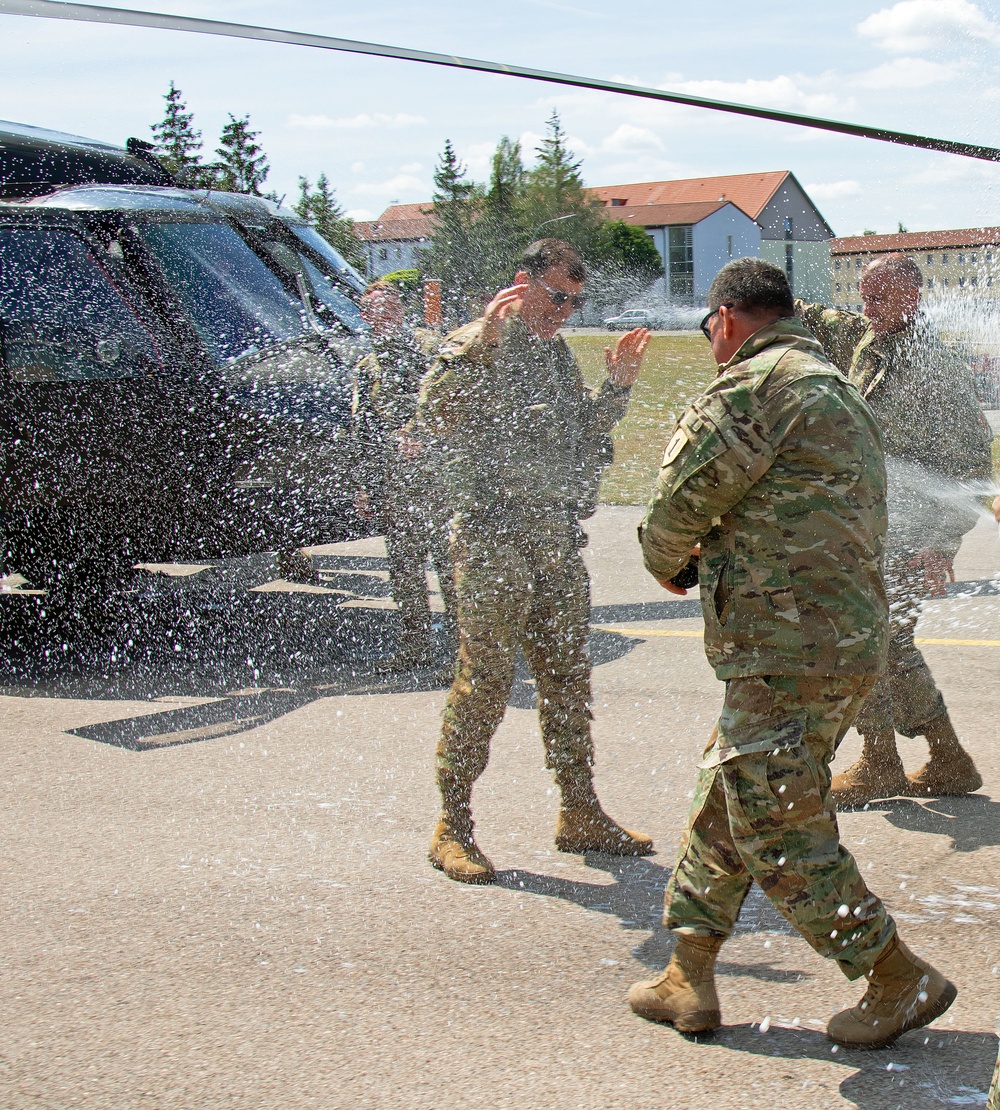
[832,227,1000,253]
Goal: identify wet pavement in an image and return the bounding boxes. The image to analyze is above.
[0,508,997,1109]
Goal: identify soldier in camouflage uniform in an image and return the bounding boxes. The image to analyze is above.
[798,254,993,805]
[629,259,955,1049]
[414,239,653,884]
[351,280,456,670]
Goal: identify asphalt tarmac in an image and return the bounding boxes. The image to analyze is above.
[0,508,997,1109]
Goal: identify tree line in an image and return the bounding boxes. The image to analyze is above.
[148,81,363,268]
[149,87,664,317]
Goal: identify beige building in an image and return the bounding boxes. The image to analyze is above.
[831,228,1000,309]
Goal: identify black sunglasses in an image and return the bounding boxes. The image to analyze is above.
[535,276,587,310]
[699,303,734,340]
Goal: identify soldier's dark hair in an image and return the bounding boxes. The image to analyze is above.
[707,257,794,315]
[861,253,923,288]
[521,238,587,283]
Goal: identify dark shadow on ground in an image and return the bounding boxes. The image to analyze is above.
[496,854,800,974]
[841,795,1000,852]
[0,553,642,749]
[695,1023,998,1110]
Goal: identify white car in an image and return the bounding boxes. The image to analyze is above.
[603,308,661,330]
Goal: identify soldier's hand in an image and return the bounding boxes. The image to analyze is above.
[655,576,688,596]
[907,548,954,598]
[396,430,426,460]
[354,488,376,521]
[606,327,650,387]
[481,283,528,347]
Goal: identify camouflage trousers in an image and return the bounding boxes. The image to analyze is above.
[436,526,593,795]
[854,551,947,737]
[383,462,457,647]
[988,1042,1000,1110]
[665,674,896,980]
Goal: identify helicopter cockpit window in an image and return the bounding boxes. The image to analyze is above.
[0,224,164,382]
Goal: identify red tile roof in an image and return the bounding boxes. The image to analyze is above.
[596,200,729,227]
[832,228,1000,254]
[355,202,435,243]
[587,171,789,221]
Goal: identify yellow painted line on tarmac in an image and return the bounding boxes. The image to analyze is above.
[595,626,1000,647]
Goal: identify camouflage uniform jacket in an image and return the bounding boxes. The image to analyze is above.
[350,327,440,492]
[414,314,629,535]
[797,302,993,554]
[640,317,888,680]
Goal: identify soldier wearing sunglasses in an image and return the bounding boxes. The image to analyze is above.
[415,238,652,884]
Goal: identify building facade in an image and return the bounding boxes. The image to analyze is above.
[354,203,434,279]
[831,228,1000,309]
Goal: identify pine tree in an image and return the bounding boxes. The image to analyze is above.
[150,80,203,185]
[214,114,270,196]
[294,173,363,269]
[524,110,597,255]
[486,136,525,220]
[469,136,529,292]
[425,140,480,325]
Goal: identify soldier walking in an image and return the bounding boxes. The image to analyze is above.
[351,280,457,671]
[415,238,653,884]
[631,259,955,1048]
[798,255,993,805]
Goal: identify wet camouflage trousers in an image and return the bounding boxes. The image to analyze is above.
[988,1042,1000,1110]
[383,460,457,647]
[665,675,896,980]
[853,551,947,737]
[436,526,593,795]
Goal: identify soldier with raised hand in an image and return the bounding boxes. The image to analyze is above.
[351,279,456,671]
[415,238,652,884]
[630,258,955,1049]
[798,255,993,805]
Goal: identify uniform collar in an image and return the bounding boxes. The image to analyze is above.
[721,315,825,372]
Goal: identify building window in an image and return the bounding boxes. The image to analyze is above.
[926,255,934,265]
[378,247,388,261]
[835,282,842,293]
[970,254,978,263]
[958,276,966,288]
[855,258,862,269]
[783,216,793,238]
[927,277,934,289]
[726,234,733,258]
[971,274,978,286]
[835,260,841,271]
[958,253,965,264]
[944,277,949,286]
[610,198,627,206]
[667,225,694,300]
[986,252,993,262]
[941,254,948,264]
[785,242,794,283]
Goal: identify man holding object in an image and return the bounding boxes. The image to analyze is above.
[631,259,954,1049]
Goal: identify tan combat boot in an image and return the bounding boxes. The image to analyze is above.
[428,802,495,885]
[628,934,723,1033]
[554,765,653,856]
[831,729,909,807]
[907,713,983,797]
[827,933,957,1049]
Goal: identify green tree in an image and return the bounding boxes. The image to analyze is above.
[521,110,599,260]
[294,173,363,269]
[214,114,270,195]
[149,80,203,185]
[592,220,664,284]
[424,139,481,324]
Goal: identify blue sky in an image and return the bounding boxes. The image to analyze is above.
[3,0,1000,235]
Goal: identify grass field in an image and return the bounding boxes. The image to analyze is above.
[567,331,1000,506]
[565,332,718,505]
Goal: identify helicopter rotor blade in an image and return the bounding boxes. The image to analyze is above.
[2,0,999,162]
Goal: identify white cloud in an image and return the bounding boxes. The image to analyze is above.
[351,172,430,198]
[287,112,427,130]
[664,74,846,116]
[600,125,664,154]
[346,208,376,221]
[804,179,863,200]
[854,56,957,88]
[858,0,1000,52]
